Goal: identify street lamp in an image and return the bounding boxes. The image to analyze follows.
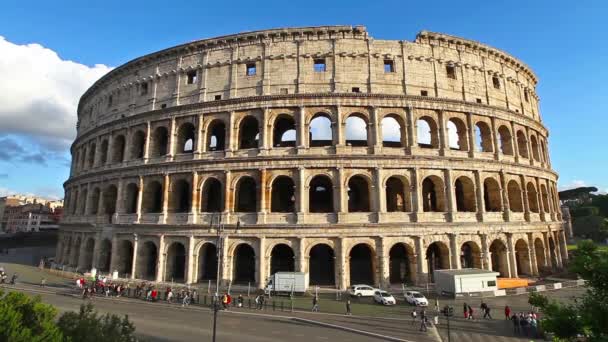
[442,305,454,342]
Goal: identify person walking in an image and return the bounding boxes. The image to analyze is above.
[483,304,492,319]
[511,313,520,335]
[411,309,418,324]
[40,277,46,287]
[345,299,352,316]
[463,302,468,319]
[419,310,427,332]
[237,294,244,308]
[311,295,319,312]
[504,305,511,320]
[167,289,174,303]
[467,304,474,320]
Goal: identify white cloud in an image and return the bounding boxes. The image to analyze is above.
[0,36,112,151]
[558,179,588,190]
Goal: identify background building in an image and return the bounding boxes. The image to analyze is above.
[0,195,63,233]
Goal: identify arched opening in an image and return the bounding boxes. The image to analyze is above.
[200,178,223,212]
[235,177,257,212]
[309,244,335,286]
[98,239,112,273]
[540,140,547,163]
[460,242,481,269]
[102,185,118,216]
[527,182,540,213]
[349,244,375,285]
[426,242,450,282]
[347,175,370,212]
[309,114,333,147]
[99,140,108,165]
[497,126,513,155]
[475,122,493,152]
[549,237,557,268]
[455,176,476,212]
[89,188,100,215]
[422,176,446,212]
[136,241,158,280]
[124,183,139,214]
[82,238,95,271]
[165,242,186,283]
[530,135,540,161]
[270,244,295,275]
[177,123,196,153]
[541,185,550,212]
[70,238,81,267]
[483,178,502,212]
[270,176,295,212]
[507,180,524,212]
[239,116,259,149]
[79,189,88,215]
[70,190,79,215]
[198,243,218,281]
[516,131,529,158]
[233,244,256,284]
[151,126,169,157]
[309,175,333,213]
[417,116,439,148]
[142,181,163,213]
[206,120,226,151]
[80,147,87,170]
[117,240,134,277]
[490,239,509,277]
[389,243,415,284]
[169,179,191,213]
[515,239,531,276]
[111,135,126,163]
[534,238,546,271]
[447,118,469,151]
[129,130,146,160]
[386,176,411,212]
[88,144,96,168]
[345,115,368,147]
[273,115,296,147]
[381,115,403,147]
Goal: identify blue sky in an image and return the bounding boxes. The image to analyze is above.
[0,0,606,199]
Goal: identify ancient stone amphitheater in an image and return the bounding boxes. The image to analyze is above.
[58,25,567,289]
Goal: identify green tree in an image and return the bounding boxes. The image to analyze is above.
[57,302,136,342]
[0,290,63,342]
[591,194,608,218]
[572,215,608,241]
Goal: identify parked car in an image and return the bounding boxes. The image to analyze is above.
[348,284,376,297]
[373,290,396,305]
[404,291,429,306]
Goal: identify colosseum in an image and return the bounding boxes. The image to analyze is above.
[57,25,568,289]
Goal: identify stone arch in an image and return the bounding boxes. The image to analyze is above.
[422,176,446,212]
[309,243,335,286]
[79,188,88,215]
[206,119,226,151]
[548,237,558,268]
[142,180,163,213]
[309,175,333,213]
[99,139,109,164]
[349,243,376,285]
[483,177,502,212]
[475,121,493,152]
[541,184,550,212]
[272,114,296,147]
[455,176,476,212]
[385,176,411,212]
[426,241,450,282]
[169,179,191,213]
[124,183,139,214]
[309,113,333,147]
[447,117,469,151]
[136,240,158,280]
[234,176,257,212]
[111,135,126,163]
[102,185,118,215]
[88,143,96,168]
[98,239,112,273]
[497,125,513,155]
[345,114,368,147]
[89,188,100,215]
[165,242,186,283]
[381,114,405,147]
[347,175,371,212]
[117,240,134,277]
[417,116,439,148]
[460,241,482,269]
[534,238,547,271]
[129,130,146,160]
[150,126,169,157]
[527,182,540,213]
[176,122,196,153]
[70,237,81,267]
[270,243,295,275]
[515,239,531,276]
[516,130,529,158]
[540,140,547,163]
[270,176,295,213]
[82,238,95,271]
[200,177,224,212]
[489,239,509,277]
[530,135,540,161]
[507,180,524,212]
[389,243,416,284]
[70,190,79,215]
[238,116,260,149]
[197,242,218,281]
[233,243,256,284]
[80,146,87,170]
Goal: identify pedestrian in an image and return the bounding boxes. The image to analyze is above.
[483,305,492,319]
[467,305,474,320]
[167,289,174,303]
[345,299,351,316]
[312,295,319,312]
[182,292,190,306]
[259,294,265,309]
[151,288,158,302]
[255,294,261,309]
[520,313,528,336]
[411,309,418,324]
[40,277,46,287]
[419,311,427,332]
[511,313,520,335]
[463,302,468,319]
[529,317,538,338]
[504,305,511,320]
[222,293,228,309]
[237,294,243,308]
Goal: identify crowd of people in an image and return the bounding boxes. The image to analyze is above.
[0,266,18,284]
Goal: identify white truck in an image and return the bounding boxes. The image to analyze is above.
[264,272,308,295]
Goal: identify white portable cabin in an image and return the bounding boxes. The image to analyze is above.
[434,269,499,296]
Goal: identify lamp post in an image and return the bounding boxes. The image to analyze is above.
[442,305,454,342]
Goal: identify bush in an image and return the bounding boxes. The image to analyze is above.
[571,206,599,217]
[57,303,136,342]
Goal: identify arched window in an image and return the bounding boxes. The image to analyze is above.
[381,115,403,147]
[235,177,257,212]
[475,122,493,152]
[447,118,468,151]
[540,140,547,163]
[111,135,125,163]
[124,183,139,214]
[102,185,118,215]
[516,131,529,158]
[386,176,411,212]
[422,176,446,212]
[527,182,539,213]
[309,175,333,213]
[89,188,100,215]
[99,140,109,165]
[80,147,87,170]
[270,244,295,274]
[417,117,439,148]
[345,115,368,147]
[142,181,163,213]
[177,123,196,153]
[455,176,476,212]
[130,130,146,159]
[206,120,225,151]
[270,176,295,212]
[88,143,96,168]
[79,189,88,215]
[507,180,523,212]
[497,126,513,155]
[483,178,502,212]
[200,178,223,212]
[530,135,540,161]
[273,115,296,147]
[239,116,259,149]
[170,179,191,213]
[151,127,169,157]
[309,114,333,147]
[347,176,370,212]
[541,184,550,212]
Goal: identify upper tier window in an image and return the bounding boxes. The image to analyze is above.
[314,59,326,72]
[140,83,148,96]
[246,63,256,76]
[446,65,457,79]
[492,76,501,89]
[186,70,197,84]
[384,60,395,73]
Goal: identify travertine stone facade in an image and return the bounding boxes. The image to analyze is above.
[58,26,566,289]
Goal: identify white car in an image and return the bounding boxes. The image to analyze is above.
[404,291,429,306]
[373,290,396,305]
[348,284,376,297]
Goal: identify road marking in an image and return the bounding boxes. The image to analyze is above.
[291,317,419,342]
